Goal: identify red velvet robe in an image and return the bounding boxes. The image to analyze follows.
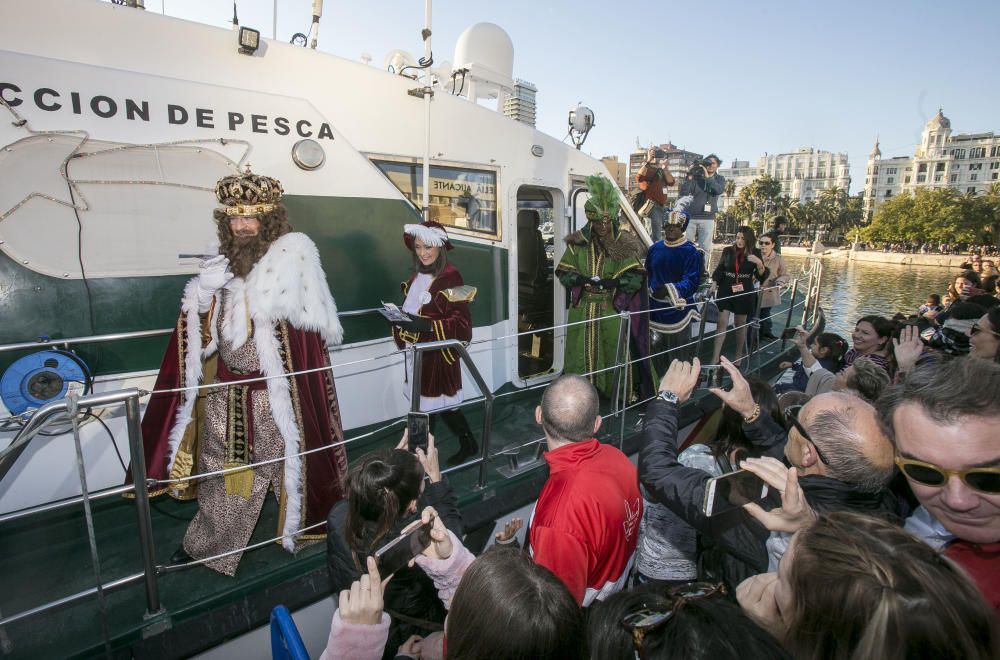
[132,313,348,541]
[391,264,473,399]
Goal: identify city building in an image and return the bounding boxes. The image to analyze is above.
[627,142,703,199]
[502,79,537,127]
[717,159,761,212]
[601,156,628,190]
[863,109,1000,219]
[759,148,851,203]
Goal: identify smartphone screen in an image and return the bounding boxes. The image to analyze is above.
[698,365,720,387]
[407,412,430,453]
[781,327,798,340]
[703,469,768,517]
[374,521,432,576]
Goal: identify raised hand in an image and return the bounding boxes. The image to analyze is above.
[495,517,524,544]
[339,556,390,626]
[415,433,441,484]
[418,506,453,561]
[892,324,924,374]
[708,356,756,418]
[658,357,701,404]
[741,459,817,534]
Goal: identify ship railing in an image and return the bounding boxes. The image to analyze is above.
[0,259,824,638]
[0,271,823,485]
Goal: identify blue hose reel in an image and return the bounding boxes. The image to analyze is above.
[0,350,92,416]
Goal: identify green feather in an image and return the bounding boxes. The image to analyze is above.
[585,174,619,218]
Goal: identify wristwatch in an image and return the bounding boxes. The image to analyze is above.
[657,390,679,405]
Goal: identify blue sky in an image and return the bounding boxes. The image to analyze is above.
[142,0,999,193]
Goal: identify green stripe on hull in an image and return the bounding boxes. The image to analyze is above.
[0,196,508,376]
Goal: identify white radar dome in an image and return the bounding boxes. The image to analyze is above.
[454,23,514,81]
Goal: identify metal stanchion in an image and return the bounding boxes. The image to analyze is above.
[68,394,113,659]
[124,392,164,620]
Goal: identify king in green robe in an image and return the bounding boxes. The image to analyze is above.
[556,175,645,398]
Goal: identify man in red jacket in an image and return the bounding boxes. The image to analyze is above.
[877,358,1000,612]
[528,375,642,605]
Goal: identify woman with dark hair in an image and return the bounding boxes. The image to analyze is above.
[635,377,782,586]
[946,269,984,305]
[710,226,768,368]
[587,584,789,660]
[970,307,1000,363]
[326,438,461,659]
[389,221,478,466]
[321,507,586,660]
[737,512,999,660]
[843,315,893,373]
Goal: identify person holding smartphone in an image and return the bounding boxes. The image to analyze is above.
[710,226,769,369]
[388,221,479,467]
[326,433,462,658]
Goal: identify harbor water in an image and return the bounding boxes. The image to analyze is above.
[781,255,958,337]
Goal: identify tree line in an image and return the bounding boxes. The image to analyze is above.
[715,175,999,248]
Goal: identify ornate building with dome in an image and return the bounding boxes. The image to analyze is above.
[863,109,1000,219]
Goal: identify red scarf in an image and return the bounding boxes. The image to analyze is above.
[734,247,745,272]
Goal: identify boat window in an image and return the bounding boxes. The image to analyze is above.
[372,159,499,237]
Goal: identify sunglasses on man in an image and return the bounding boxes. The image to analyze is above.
[895,456,1000,493]
[783,404,831,464]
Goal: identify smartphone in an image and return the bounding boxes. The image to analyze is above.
[781,327,798,340]
[373,520,432,576]
[702,469,769,517]
[407,411,430,453]
[698,365,720,387]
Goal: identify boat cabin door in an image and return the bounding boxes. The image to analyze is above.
[515,187,559,380]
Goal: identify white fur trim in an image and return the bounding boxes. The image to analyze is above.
[251,319,305,552]
[220,278,251,351]
[403,223,448,248]
[245,233,344,346]
[164,278,213,473]
[673,195,694,213]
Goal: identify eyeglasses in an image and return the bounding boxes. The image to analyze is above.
[760,241,773,246]
[895,456,1000,494]
[783,404,830,464]
[620,583,726,660]
[970,324,1000,338]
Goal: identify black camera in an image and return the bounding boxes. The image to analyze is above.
[687,163,706,179]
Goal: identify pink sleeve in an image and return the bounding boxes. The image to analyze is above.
[413,531,475,610]
[318,610,390,660]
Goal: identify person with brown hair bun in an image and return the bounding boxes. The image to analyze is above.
[737,512,999,659]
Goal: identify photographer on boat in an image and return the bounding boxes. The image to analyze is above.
[680,154,725,261]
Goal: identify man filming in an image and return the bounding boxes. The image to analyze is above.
[635,147,676,242]
[680,154,725,265]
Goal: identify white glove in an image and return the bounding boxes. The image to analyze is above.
[196,255,233,313]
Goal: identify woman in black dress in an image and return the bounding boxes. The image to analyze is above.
[710,226,768,367]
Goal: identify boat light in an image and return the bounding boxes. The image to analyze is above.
[567,104,595,150]
[291,139,326,171]
[238,26,261,55]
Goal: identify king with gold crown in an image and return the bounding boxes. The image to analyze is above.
[131,166,349,575]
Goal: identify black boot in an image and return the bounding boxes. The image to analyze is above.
[439,409,479,466]
[170,546,194,565]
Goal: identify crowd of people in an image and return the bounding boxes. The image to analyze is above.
[318,285,1000,658]
[856,241,1000,256]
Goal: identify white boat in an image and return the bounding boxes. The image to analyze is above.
[0,2,819,656]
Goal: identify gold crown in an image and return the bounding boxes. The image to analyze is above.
[216,165,283,216]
